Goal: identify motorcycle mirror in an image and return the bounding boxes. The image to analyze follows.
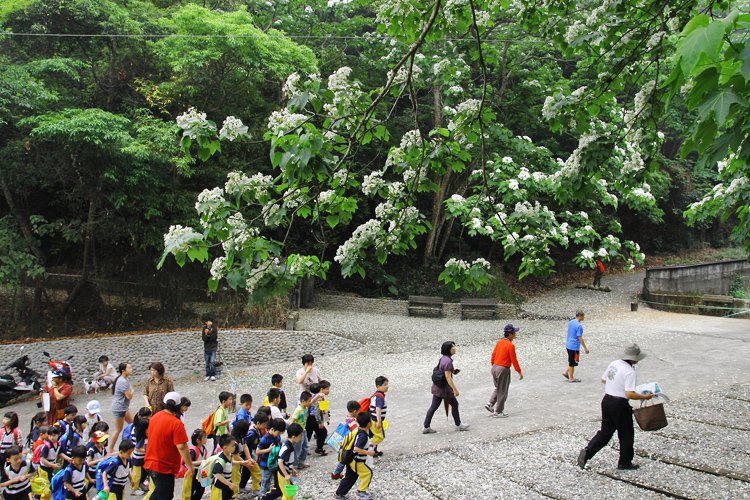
[20,346,24,351]
[43,351,50,357]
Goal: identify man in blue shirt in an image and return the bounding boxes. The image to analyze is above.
[563,310,589,383]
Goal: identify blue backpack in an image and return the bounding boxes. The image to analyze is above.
[50,466,69,500]
[95,456,123,492]
[59,430,81,456]
[121,424,134,443]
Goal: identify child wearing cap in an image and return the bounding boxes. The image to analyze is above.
[484,324,523,418]
[85,430,108,493]
[84,401,102,431]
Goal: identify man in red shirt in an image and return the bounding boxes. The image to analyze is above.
[484,324,523,418]
[593,259,606,287]
[144,392,193,499]
[46,370,73,423]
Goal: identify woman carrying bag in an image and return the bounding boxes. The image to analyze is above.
[422,341,470,434]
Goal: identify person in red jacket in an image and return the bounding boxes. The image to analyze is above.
[484,324,524,418]
[593,259,606,287]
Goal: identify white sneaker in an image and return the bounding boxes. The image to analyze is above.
[491,412,509,418]
[132,490,146,496]
[422,427,437,434]
[457,423,470,431]
[210,376,216,381]
[484,402,494,413]
[204,376,210,381]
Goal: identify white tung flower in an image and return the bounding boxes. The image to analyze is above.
[502,156,513,164]
[580,249,595,260]
[219,116,248,141]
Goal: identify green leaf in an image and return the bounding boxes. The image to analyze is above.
[739,41,750,81]
[697,89,741,126]
[677,19,725,76]
[681,14,709,36]
[326,214,340,228]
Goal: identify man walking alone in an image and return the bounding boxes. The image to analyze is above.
[484,324,523,418]
[201,314,218,382]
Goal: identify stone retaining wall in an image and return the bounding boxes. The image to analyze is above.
[643,259,750,296]
[309,294,517,319]
[2,329,360,381]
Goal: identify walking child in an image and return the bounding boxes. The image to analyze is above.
[262,376,288,417]
[256,419,284,496]
[266,390,284,421]
[233,395,253,427]
[0,412,22,468]
[306,382,330,457]
[331,400,361,480]
[184,430,208,500]
[211,435,238,500]
[334,412,376,500]
[39,427,62,481]
[261,423,302,500]
[201,315,219,382]
[59,416,87,464]
[62,446,87,500]
[129,408,151,495]
[85,431,108,495]
[288,392,312,469]
[243,412,267,494]
[212,392,234,452]
[368,377,389,453]
[564,310,590,383]
[1,446,31,500]
[99,440,134,500]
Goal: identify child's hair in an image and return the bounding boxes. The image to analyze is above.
[356,412,372,428]
[269,418,286,433]
[218,434,235,448]
[301,354,314,365]
[231,420,249,442]
[319,380,331,390]
[38,425,50,436]
[179,397,192,409]
[70,445,86,459]
[191,429,206,446]
[48,426,61,437]
[73,415,87,429]
[113,362,129,394]
[239,394,252,405]
[375,376,388,387]
[136,407,153,419]
[98,355,109,363]
[3,412,19,430]
[253,412,269,426]
[256,406,272,417]
[133,415,149,443]
[4,445,21,459]
[299,391,312,403]
[267,388,281,402]
[118,440,135,452]
[346,400,360,414]
[90,421,109,438]
[218,391,232,403]
[32,412,47,426]
[201,313,213,323]
[271,374,283,386]
[286,423,303,437]
[63,405,78,416]
[309,383,321,394]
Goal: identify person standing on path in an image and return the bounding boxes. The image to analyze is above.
[201,315,219,382]
[46,370,73,424]
[144,392,194,500]
[593,259,606,288]
[422,341,470,434]
[143,362,174,413]
[563,310,589,383]
[484,324,523,418]
[109,362,133,453]
[295,354,320,397]
[577,344,654,471]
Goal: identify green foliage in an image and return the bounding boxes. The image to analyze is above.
[729,274,749,299]
[0,216,46,289]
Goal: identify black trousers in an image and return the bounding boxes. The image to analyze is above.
[261,472,281,500]
[593,270,603,286]
[150,472,175,500]
[306,415,327,451]
[189,475,204,500]
[424,395,461,427]
[584,395,635,466]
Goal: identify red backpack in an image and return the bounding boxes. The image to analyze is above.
[357,391,384,414]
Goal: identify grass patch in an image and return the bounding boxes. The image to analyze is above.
[654,246,748,267]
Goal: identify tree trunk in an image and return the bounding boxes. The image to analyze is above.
[0,171,45,264]
[59,191,99,316]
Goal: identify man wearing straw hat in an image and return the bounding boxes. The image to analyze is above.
[577,343,654,471]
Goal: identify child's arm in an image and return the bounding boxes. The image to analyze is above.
[353,445,376,456]
[65,480,82,497]
[278,459,295,480]
[101,471,110,493]
[59,452,72,464]
[213,465,237,491]
[375,406,382,427]
[41,454,61,469]
[0,473,28,488]
[255,445,271,456]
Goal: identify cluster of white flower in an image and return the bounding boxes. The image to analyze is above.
[222,213,260,253]
[318,190,335,204]
[388,181,405,198]
[542,95,557,120]
[282,73,302,99]
[508,179,519,190]
[333,169,349,184]
[597,248,608,257]
[324,67,361,121]
[444,257,470,271]
[225,171,274,199]
[564,20,586,44]
[432,59,451,76]
[164,225,203,254]
[605,234,621,249]
[725,176,748,195]
[580,249,595,260]
[390,64,423,85]
[473,257,491,269]
[631,186,655,201]
[245,260,280,295]
[502,156,513,164]
[218,116,248,141]
[195,187,227,220]
[334,219,381,266]
[622,149,644,174]
[447,85,463,95]
[532,171,546,182]
[362,171,386,196]
[267,109,307,137]
[456,99,481,115]
[443,0,469,23]
[176,108,209,138]
[571,86,587,99]
[518,167,531,181]
[210,256,227,280]
[451,194,465,203]
[647,31,665,48]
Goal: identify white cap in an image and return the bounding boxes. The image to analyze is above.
[86,400,101,414]
[163,391,181,405]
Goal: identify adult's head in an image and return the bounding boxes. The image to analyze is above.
[149,362,166,380]
[201,313,213,324]
[504,324,520,339]
[575,310,585,320]
[112,362,131,395]
[440,341,456,357]
[621,343,646,365]
[301,354,314,366]
[98,355,109,364]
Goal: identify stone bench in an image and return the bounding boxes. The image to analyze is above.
[408,295,444,317]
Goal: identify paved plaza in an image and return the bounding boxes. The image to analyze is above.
[4,272,750,499]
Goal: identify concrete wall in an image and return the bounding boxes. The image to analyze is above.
[643,259,750,295]
[309,294,517,319]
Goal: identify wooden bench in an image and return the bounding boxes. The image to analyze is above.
[408,295,444,317]
[702,294,733,307]
[460,298,497,320]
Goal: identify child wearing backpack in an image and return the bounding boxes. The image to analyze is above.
[59,417,86,465]
[0,413,23,469]
[183,430,208,500]
[368,377,389,454]
[1,445,31,500]
[97,440,134,500]
[242,412,267,495]
[306,382,330,457]
[204,393,233,453]
[39,427,62,481]
[261,423,302,500]
[53,407,78,438]
[334,413,376,500]
[288,392,312,470]
[129,408,150,496]
[330,400,361,480]
[26,413,47,451]
[30,426,49,472]
[256,419,284,497]
[232,395,253,428]
[261,376,288,417]
[85,431,108,495]
[61,446,87,500]
[210,435,237,500]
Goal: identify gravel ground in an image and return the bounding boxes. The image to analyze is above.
[3,271,749,499]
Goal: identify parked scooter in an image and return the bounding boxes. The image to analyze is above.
[0,355,43,406]
[43,351,73,389]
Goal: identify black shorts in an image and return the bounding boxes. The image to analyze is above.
[567,349,580,367]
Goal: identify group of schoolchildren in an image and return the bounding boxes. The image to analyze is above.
[0,370,391,500]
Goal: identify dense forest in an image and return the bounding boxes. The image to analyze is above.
[1,0,748,334]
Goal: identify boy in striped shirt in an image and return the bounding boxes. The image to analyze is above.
[63,446,87,500]
[0,446,31,500]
